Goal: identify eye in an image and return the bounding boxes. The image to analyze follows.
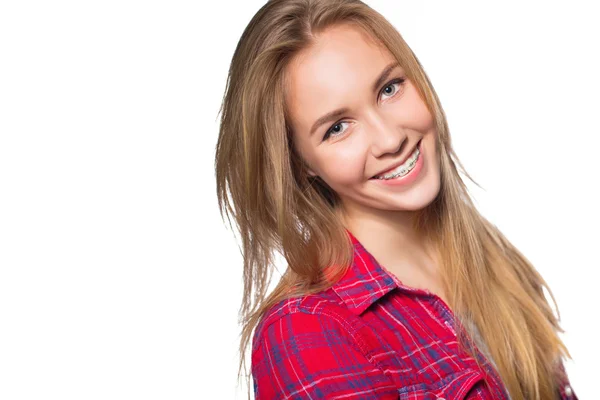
[322,121,350,141]
[379,77,406,101]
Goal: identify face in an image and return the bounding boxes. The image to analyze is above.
[285,23,441,220]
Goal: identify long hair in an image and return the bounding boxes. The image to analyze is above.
[214,1,572,399]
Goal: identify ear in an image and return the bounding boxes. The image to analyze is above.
[306,167,318,178]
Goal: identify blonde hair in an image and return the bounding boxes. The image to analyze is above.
[214,1,572,399]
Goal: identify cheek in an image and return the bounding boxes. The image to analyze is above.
[415,104,435,133]
[317,142,368,187]
[401,85,436,132]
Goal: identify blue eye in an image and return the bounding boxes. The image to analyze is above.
[321,77,406,142]
[380,78,405,100]
[323,121,350,141]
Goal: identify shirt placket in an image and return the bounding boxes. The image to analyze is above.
[432,292,511,400]
[385,269,511,400]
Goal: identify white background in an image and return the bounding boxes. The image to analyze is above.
[0,1,597,399]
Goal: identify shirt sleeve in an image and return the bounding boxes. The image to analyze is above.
[251,310,398,400]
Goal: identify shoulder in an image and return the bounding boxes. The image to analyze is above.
[250,292,397,399]
[251,289,346,350]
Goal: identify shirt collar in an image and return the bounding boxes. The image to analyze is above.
[331,229,399,315]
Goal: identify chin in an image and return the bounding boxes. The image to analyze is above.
[376,182,441,212]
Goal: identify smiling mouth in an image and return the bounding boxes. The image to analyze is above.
[370,139,422,180]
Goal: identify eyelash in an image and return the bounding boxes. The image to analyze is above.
[322,77,406,142]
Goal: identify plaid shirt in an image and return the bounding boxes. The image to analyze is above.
[251,230,578,399]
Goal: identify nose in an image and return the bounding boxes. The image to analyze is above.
[367,113,406,158]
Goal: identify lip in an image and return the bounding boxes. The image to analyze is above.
[371,139,422,179]
[370,139,425,186]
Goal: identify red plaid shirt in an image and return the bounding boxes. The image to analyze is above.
[251,230,578,399]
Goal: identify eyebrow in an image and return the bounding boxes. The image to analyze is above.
[309,61,401,136]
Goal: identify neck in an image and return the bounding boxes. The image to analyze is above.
[336,201,436,273]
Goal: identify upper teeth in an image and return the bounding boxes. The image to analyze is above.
[375,146,420,180]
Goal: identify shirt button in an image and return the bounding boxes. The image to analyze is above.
[436,398,446,400]
[565,385,573,397]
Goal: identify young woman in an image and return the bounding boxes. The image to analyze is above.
[215,0,578,399]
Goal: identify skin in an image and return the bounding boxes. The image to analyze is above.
[285,23,445,297]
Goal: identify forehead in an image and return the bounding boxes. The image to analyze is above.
[285,24,397,131]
